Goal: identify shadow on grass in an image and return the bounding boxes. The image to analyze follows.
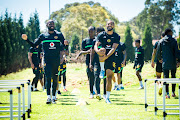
[111,94,125,96]
[114,103,144,106]
[59,103,76,105]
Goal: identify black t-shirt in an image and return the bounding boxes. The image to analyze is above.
[114,42,126,63]
[81,38,94,65]
[135,46,144,64]
[27,30,64,60]
[97,31,120,60]
[29,47,40,66]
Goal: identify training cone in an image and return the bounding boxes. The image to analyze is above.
[71,88,80,95]
[76,98,89,106]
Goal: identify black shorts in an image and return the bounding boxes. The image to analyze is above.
[135,64,144,72]
[114,62,123,75]
[105,56,115,71]
[58,62,66,76]
[33,66,40,75]
[156,61,163,73]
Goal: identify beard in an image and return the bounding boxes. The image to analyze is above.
[48,26,55,31]
[107,27,113,31]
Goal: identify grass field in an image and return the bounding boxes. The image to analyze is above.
[0,63,180,120]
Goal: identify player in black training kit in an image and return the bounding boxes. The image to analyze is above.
[156,28,180,98]
[151,32,165,95]
[28,40,44,91]
[94,20,120,104]
[133,40,144,89]
[112,42,127,91]
[22,20,69,104]
[76,26,96,99]
[90,27,105,100]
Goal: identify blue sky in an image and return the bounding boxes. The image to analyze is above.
[0,0,179,35]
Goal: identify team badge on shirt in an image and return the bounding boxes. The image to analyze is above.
[54,36,58,39]
[107,39,111,43]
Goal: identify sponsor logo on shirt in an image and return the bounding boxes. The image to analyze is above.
[49,42,56,49]
[106,45,111,49]
[103,36,106,38]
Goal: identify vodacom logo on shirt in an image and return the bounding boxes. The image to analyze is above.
[49,42,56,49]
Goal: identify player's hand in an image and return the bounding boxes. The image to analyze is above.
[39,63,43,68]
[159,59,163,63]
[89,64,93,72]
[122,61,126,67]
[60,58,64,64]
[133,66,135,69]
[64,40,69,46]
[31,64,35,69]
[151,62,155,68]
[22,34,28,40]
[177,62,180,68]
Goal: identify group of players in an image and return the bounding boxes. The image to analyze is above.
[22,19,180,104]
[76,20,147,104]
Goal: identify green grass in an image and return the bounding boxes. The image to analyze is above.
[0,63,180,120]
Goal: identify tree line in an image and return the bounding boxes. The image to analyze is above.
[0,10,40,76]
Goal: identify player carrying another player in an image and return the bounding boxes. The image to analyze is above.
[156,28,180,98]
[133,39,144,89]
[94,20,120,104]
[112,42,127,91]
[151,32,165,95]
[22,20,69,104]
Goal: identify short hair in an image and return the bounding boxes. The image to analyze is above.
[96,27,105,33]
[135,39,140,43]
[46,20,54,25]
[164,28,172,35]
[107,20,114,25]
[161,32,165,37]
[88,26,96,31]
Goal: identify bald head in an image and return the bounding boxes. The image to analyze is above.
[106,20,114,31]
[46,20,55,31]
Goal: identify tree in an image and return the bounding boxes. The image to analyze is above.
[142,23,153,61]
[70,34,80,53]
[124,24,134,62]
[0,17,7,75]
[50,2,119,41]
[133,0,179,39]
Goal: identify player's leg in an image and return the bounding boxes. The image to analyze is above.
[171,69,176,97]
[94,63,101,100]
[51,60,60,104]
[99,62,105,79]
[34,67,40,91]
[136,64,144,89]
[103,73,106,100]
[120,70,124,89]
[112,75,117,90]
[163,69,170,98]
[116,72,121,91]
[87,66,95,99]
[44,62,52,104]
[62,63,67,92]
[106,69,114,104]
[39,68,44,90]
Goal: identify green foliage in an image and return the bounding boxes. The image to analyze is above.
[142,23,153,61]
[50,1,119,45]
[124,24,134,62]
[0,10,40,76]
[70,34,80,53]
[132,0,179,39]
